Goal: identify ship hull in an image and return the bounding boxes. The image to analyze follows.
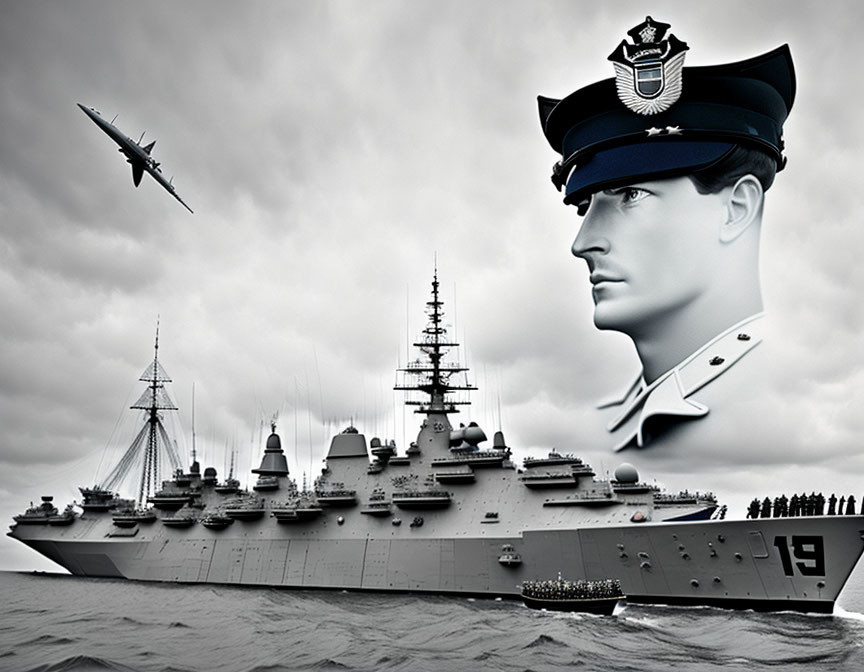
[10,514,863,614]
[521,595,621,615]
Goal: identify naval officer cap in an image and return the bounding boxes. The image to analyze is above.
[538,17,796,205]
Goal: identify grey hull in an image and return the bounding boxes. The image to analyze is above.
[11,514,862,614]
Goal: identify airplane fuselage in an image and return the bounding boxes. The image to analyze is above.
[77,103,192,212]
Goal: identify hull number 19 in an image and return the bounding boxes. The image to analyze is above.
[773,535,825,576]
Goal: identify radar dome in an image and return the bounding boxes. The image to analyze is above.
[614,463,639,483]
[266,432,282,451]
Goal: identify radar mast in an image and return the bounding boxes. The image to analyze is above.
[395,270,475,452]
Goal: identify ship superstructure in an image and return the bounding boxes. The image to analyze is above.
[9,274,864,614]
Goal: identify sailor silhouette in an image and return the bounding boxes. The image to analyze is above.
[538,17,795,453]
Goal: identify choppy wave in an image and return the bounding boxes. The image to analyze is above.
[835,605,864,622]
[2,572,864,672]
[24,655,139,672]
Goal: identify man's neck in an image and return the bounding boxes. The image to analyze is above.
[632,299,763,384]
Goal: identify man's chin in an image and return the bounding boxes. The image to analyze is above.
[592,303,638,333]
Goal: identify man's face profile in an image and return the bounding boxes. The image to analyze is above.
[571,176,732,335]
[539,19,793,444]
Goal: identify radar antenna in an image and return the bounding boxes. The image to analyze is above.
[394,268,476,414]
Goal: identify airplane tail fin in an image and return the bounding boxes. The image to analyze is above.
[143,140,156,155]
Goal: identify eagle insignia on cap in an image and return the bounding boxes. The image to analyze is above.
[608,17,689,115]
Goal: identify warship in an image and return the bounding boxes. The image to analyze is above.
[9,274,864,614]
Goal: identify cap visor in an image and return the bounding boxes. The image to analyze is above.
[564,142,735,204]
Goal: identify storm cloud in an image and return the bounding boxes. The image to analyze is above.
[2,1,863,570]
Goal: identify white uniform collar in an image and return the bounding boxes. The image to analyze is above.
[599,313,765,451]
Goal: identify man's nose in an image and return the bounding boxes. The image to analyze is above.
[571,209,609,259]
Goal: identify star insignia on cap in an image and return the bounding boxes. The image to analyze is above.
[646,127,662,136]
[665,125,682,135]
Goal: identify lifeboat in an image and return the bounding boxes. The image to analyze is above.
[434,467,476,484]
[47,511,77,526]
[147,491,192,510]
[431,450,507,469]
[222,495,265,520]
[272,506,323,523]
[498,544,522,567]
[360,503,392,517]
[112,509,157,527]
[314,489,358,507]
[522,452,584,469]
[519,472,578,489]
[392,490,451,510]
[199,513,234,530]
[223,506,265,521]
[160,506,198,527]
[161,514,197,528]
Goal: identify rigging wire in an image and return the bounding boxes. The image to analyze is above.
[92,379,138,485]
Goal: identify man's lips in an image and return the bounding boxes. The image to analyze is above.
[589,272,624,285]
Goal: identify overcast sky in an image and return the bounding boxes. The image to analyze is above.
[2,1,863,571]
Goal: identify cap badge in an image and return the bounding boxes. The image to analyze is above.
[608,17,689,116]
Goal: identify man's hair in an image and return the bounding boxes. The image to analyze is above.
[688,146,778,195]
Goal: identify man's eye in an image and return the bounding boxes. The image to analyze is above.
[621,188,648,204]
[576,197,591,216]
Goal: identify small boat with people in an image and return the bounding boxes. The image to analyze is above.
[520,575,625,615]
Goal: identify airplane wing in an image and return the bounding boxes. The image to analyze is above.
[143,163,194,213]
[132,162,144,187]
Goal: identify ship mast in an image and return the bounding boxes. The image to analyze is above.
[395,270,475,452]
[130,321,181,506]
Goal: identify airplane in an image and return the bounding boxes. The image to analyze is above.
[77,103,193,213]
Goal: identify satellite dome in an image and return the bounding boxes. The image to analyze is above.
[614,463,639,483]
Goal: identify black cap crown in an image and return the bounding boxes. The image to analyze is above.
[538,18,795,204]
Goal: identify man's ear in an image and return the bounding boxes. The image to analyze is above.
[720,175,763,243]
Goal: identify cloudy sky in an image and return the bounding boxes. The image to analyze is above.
[2,1,863,571]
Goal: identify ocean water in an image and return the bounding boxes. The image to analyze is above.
[1,569,864,672]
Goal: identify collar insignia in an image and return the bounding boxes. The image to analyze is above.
[608,17,689,115]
